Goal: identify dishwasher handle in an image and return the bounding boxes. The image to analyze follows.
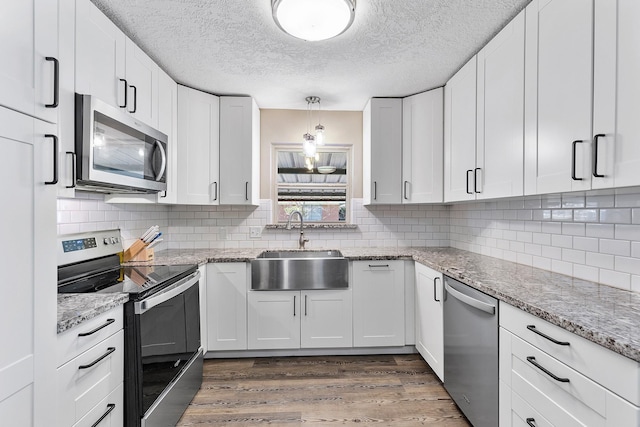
[445,282,496,315]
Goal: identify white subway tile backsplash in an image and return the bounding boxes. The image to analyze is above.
[615,256,640,275]
[600,208,632,224]
[551,234,572,249]
[600,239,631,256]
[615,224,640,241]
[599,269,631,291]
[573,237,599,252]
[585,223,615,239]
[562,223,585,236]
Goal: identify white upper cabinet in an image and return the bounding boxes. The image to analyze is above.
[444,57,477,202]
[0,0,59,124]
[124,39,159,128]
[591,0,640,189]
[476,11,525,200]
[402,89,444,204]
[75,0,126,111]
[176,85,220,205]
[524,0,594,194]
[219,97,260,205]
[363,98,403,205]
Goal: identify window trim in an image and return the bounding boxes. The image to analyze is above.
[271,143,353,224]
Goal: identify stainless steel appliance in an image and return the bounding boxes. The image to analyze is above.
[443,276,498,427]
[57,229,202,427]
[75,94,168,193]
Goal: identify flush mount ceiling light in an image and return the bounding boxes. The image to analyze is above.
[272,0,356,41]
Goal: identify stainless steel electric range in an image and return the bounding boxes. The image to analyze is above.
[57,229,203,427]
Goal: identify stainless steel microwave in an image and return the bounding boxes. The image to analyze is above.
[75,94,167,193]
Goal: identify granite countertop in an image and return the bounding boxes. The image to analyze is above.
[57,293,129,334]
[136,246,640,363]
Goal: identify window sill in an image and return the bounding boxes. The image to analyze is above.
[265,223,358,230]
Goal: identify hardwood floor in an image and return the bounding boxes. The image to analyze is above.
[177,354,470,426]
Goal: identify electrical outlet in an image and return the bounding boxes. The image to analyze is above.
[250,226,262,238]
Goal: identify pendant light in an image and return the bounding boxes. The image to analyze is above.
[272,0,356,42]
[302,96,325,166]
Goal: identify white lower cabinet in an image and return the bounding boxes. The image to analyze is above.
[352,261,405,347]
[206,263,248,351]
[247,289,353,350]
[56,306,124,427]
[414,263,444,381]
[499,302,640,426]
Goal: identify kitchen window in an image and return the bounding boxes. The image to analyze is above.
[273,146,351,224]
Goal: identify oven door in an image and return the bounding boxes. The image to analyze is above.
[128,270,201,425]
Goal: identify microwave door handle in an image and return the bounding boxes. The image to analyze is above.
[154,140,167,182]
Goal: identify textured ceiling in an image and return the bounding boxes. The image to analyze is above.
[91,0,531,111]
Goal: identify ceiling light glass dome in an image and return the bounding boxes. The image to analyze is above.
[272,0,356,42]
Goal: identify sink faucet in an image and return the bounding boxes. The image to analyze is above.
[286,210,309,249]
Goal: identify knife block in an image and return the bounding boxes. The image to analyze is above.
[130,248,155,263]
[123,239,149,262]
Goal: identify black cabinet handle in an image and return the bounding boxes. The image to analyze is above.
[403,180,409,200]
[373,181,377,200]
[119,78,128,108]
[593,134,606,178]
[474,168,481,193]
[571,140,583,180]
[526,418,537,427]
[44,134,58,185]
[66,152,76,189]
[78,347,116,370]
[129,85,137,113]
[433,277,441,302]
[369,264,389,268]
[305,295,308,316]
[245,182,249,201]
[211,182,218,201]
[526,325,570,346]
[526,356,570,383]
[78,318,115,337]
[45,57,59,108]
[293,295,296,317]
[91,403,116,427]
[466,169,473,194]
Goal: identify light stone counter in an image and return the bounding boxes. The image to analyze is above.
[57,293,129,334]
[136,246,640,362]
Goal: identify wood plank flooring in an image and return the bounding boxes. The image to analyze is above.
[177,354,470,426]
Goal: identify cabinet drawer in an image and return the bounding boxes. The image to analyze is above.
[57,330,124,427]
[500,302,640,405]
[73,382,123,427]
[57,305,124,367]
[510,387,553,427]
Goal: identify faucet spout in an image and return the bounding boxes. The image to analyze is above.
[286,210,309,249]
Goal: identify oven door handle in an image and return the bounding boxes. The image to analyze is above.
[135,270,200,314]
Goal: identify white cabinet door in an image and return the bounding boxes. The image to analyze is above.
[524,0,593,195]
[125,38,159,128]
[476,11,525,199]
[0,0,58,123]
[219,97,260,205]
[75,0,126,110]
[352,261,405,347]
[415,263,444,381]
[402,89,444,204]
[247,291,300,350]
[206,263,248,351]
[363,98,403,205]
[157,70,178,204]
[301,290,353,348]
[0,109,57,427]
[592,0,640,190]
[444,57,477,202]
[176,85,220,205]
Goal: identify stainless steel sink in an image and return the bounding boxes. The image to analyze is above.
[251,250,348,290]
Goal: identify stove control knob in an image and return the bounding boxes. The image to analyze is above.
[110,237,117,244]
[103,238,110,245]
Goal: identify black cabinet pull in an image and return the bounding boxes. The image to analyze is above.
[119,78,128,108]
[466,169,473,194]
[293,295,296,317]
[593,133,606,178]
[78,318,115,337]
[403,180,409,200]
[45,57,59,108]
[78,347,116,370]
[212,182,218,201]
[474,168,481,193]
[526,325,570,346]
[433,277,441,302]
[305,295,308,316]
[66,152,76,189]
[245,182,249,201]
[526,356,570,383]
[571,140,583,180]
[91,403,116,427]
[128,85,137,113]
[373,181,377,200]
[369,264,389,268]
[44,134,58,185]
[526,418,536,427]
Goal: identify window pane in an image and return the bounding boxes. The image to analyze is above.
[277,202,346,222]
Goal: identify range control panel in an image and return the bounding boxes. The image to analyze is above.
[57,229,124,267]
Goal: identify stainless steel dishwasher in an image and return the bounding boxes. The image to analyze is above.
[443,276,498,427]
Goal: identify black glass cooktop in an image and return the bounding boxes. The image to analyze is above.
[57,263,197,299]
